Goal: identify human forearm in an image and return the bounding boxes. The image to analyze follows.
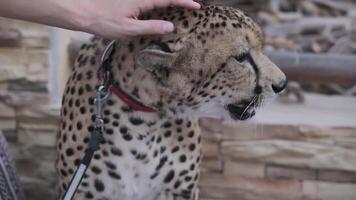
[0,0,200,38]
[0,0,86,30]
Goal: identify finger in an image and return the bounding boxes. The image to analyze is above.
[139,0,200,13]
[126,19,175,36]
[167,0,201,9]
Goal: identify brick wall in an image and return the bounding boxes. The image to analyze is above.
[0,17,58,199]
[0,18,49,85]
[199,119,356,200]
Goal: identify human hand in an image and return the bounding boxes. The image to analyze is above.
[79,0,201,39]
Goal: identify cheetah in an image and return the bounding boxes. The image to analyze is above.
[57,4,287,200]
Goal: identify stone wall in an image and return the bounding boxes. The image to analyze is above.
[0,18,49,87]
[0,17,58,199]
[199,119,356,200]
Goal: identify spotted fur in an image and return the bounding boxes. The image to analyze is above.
[57,5,286,200]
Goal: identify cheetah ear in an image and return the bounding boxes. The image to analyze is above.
[135,43,178,71]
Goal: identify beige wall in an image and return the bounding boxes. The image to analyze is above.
[48,28,90,106]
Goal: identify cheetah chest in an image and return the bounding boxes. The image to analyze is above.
[81,101,202,200]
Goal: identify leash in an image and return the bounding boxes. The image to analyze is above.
[62,41,115,200]
[63,39,159,199]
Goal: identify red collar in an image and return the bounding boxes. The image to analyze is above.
[109,82,157,113]
[98,41,157,113]
[98,69,157,113]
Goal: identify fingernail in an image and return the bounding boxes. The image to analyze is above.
[163,22,174,33]
[193,1,201,9]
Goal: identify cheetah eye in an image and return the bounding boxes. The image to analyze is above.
[234,52,249,63]
[151,42,173,53]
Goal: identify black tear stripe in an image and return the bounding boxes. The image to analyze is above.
[246,53,262,94]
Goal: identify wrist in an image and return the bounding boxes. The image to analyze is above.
[52,0,94,32]
[70,0,97,33]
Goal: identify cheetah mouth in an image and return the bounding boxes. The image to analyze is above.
[226,98,258,121]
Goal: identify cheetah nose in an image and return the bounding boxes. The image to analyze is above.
[272,79,288,93]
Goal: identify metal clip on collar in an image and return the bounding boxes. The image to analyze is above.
[94,85,110,132]
[100,40,116,90]
[93,40,115,139]
[87,84,109,153]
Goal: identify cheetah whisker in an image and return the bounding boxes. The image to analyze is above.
[240,95,258,120]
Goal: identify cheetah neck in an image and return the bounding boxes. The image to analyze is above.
[99,41,158,113]
[107,40,173,113]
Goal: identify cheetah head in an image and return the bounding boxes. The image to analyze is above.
[115,5,287,121]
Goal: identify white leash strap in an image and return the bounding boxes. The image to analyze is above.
[63,164,87,200]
